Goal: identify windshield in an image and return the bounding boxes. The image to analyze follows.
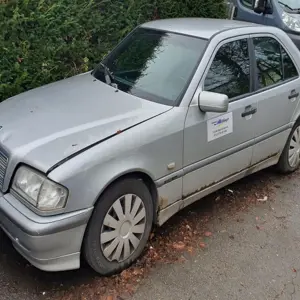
[93,28,207,106]
[278,0,300,10]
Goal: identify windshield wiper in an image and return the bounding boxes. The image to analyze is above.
[99,62,118,88]
[278,1,300,12]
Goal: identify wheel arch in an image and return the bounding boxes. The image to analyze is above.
[294,114,300,125]
[93,170,159,224]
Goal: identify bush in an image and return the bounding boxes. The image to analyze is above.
[0,0,226,102]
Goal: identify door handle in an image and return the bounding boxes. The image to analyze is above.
[241,106,257,118]
[288,90,299,100]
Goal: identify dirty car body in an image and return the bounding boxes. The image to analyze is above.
[1,18,300,275]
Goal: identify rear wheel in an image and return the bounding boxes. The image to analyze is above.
[277,122,300,173]
[84,178,153,275]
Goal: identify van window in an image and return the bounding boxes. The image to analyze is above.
[241,0,253,8]
[204,39,250,99]
[253,37,298,89]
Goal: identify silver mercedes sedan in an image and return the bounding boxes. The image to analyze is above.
[1,18,300,275]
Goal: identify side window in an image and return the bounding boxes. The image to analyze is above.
[253,37,283,88]
[282,47,298,80]
[241,0,253,8]
[253,37,298,89]
[204,39,250,99]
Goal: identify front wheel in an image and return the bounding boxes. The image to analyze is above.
[83,178,153,275]
[277,122,300,173]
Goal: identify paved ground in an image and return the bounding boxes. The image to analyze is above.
[1,168,300,300]
[133,171,300,300]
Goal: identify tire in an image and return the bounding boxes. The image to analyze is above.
[83,178,153,276]
[277,121,300,173]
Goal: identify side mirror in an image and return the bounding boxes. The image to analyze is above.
[253,0,267,14]
[198,91,229,113]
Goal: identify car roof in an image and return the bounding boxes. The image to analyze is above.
[141,18,261,39]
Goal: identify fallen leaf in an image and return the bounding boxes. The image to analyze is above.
[120,270,131,280]
[173,241,185,251]
[257,196,268,202]
[187,246,194,254]
[132,268,143,276]
[199,242,206,248]
[204,231,213,237]
[125,284,135,295]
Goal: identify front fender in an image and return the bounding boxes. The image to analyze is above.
[47,107,187,213]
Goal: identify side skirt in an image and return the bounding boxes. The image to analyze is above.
[157,154,280,226]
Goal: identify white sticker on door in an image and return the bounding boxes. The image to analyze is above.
[207,112,233,142]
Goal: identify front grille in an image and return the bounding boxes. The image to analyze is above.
[0,148,8,191]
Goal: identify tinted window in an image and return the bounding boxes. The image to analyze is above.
[93,28,207,106]
[253,37,283,88]
[253,37,298,88]
[204,39,250,99]
[241,0,253,8]
[282,47,298,80]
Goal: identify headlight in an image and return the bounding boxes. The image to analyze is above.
[12,166,68,211]
[282,11,300,32]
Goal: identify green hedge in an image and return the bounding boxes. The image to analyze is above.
[0,0,226,102]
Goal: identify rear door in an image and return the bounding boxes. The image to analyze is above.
[250,34,300,164]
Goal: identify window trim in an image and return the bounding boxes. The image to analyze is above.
[200,34,254,103]
[250,33,299,94]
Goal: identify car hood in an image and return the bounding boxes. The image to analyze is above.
[0,73,171,172]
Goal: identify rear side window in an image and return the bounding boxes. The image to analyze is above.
[204,38,250,99]
[253,37,298,89]
[253,37,283,88]
[282,47,298,80]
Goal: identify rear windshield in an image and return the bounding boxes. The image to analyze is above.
[93,28,208,106]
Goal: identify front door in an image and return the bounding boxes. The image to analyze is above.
[183,36,257,198]
[250,34,300,164]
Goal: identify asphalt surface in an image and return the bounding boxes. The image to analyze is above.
[133,171,300,300]
[1,168,300,300]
